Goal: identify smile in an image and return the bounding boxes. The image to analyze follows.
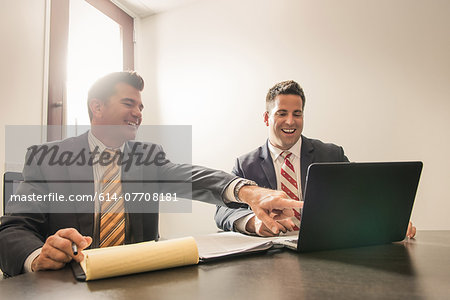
[126,121,138,128]
[281,129,296,134]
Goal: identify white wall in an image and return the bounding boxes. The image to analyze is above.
[137,0,450,236]
[0,0,47,213]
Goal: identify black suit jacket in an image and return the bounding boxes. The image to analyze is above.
[215,135,349,231]
[0,132,236,276]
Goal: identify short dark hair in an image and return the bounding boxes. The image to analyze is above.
[87,71,145,120]
[266,80,306,111]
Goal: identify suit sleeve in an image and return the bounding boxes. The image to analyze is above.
[0,150,49,277]
[214,158,254,231]
[155,144,238,206]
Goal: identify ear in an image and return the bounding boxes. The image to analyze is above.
[263,111,269,126]
[89,98,104,121]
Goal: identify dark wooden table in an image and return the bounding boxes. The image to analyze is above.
[1,231,449,299]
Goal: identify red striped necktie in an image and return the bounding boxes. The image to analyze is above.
[280,151,302,230]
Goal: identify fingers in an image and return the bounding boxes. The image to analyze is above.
[43,235,73,262]
[258,228,278,237]
[277,219,295,232]
[245,216,257,233]
[270,208,294,219]
[254,217,277,237]
[83,236,93,251]
[32,255,67,271]
[254,216,295,237]
[255,211,280,234]
[32,228,92,271]
[58,228,92,261]
[406,221,417,239]
[272,198,302,210]
[50,228,88,261]
[254,217,283,236]
[246,216,282,236]
[272,202,303,221]
[58,228,91,249]
[263,194,302,220]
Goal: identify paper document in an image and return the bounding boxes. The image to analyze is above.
[195,232,298,261]
[72,232,298,281]
[78,237,199,281]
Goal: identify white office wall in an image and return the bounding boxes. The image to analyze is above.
[0,0,47,213]
[137,0,450,236]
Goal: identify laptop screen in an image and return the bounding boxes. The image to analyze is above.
[297,161,422,252]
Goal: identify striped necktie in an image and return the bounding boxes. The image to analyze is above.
[280,151,302,230]
[99,149,125,248]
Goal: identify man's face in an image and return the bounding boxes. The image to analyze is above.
[92,82,143,142]
[264,94,303,150]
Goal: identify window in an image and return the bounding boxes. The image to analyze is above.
[47,0,134,141]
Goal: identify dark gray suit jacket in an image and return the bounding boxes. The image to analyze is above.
[0,132,236,276]
[215,135,349,231]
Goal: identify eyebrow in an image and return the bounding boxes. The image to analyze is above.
[276,109,303,113]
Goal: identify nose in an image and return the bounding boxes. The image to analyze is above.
[285,114,295,125]
[132,106,142,121]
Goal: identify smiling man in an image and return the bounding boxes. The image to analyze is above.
[215,80,343,236]
[88,77,144,147]
[215,80,417,237]
[0,72,301,277]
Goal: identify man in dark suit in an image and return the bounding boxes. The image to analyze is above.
[215,80,417,237]
[0,72,300,277]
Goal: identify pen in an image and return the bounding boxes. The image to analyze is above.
[72,242,78,255]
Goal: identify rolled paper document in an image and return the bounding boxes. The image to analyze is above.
[79,237,199,281]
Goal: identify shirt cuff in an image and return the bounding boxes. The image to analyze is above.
[24,248,42,273]
[223,178,241,204]
[233,213,256,234]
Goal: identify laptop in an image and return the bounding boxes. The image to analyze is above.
[279,161,423,252]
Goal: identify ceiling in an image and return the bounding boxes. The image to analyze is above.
[114,0,198,18]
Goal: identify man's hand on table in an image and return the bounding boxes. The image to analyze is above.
[31,228,92,272]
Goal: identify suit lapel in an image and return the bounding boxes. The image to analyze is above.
[300,135,314,193]
[121,141,144,243]
[65,132,95,236]
[260,141,277,190]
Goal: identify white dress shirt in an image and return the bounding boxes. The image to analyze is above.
[234,138,302,233]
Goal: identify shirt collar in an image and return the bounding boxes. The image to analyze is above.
[88,130,125,153]
[267,136,302,161]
